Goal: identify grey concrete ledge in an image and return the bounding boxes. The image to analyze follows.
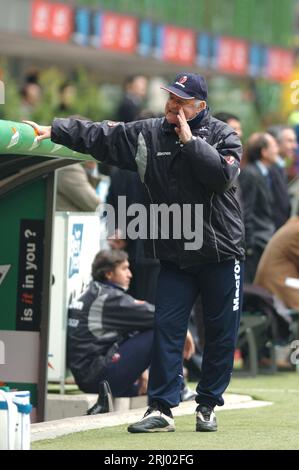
[31,393,272,442]
[46,394,149,421]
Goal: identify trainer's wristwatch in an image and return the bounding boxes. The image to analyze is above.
[184,135,196,145]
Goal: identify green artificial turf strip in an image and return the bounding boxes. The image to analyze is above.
[47,383,81,395]
[33,372,299,450]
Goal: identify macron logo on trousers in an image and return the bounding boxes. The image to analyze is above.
[233,260,241,311]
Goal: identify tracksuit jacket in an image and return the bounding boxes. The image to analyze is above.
[51,112,245,267]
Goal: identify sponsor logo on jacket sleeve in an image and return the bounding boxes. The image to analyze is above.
[224,156,235,166]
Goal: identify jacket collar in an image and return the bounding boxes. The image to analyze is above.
[96,280,126,292]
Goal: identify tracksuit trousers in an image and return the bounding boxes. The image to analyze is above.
[105,329,154,397]
[148,258,244,409]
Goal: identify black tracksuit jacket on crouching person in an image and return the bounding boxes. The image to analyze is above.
[67,281,154,394]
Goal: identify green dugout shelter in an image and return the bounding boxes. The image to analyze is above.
[0,120,95,422]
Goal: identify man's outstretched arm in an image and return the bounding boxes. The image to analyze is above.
[23,118,140,172]
[23,120,52,141]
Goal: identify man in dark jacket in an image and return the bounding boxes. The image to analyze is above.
[24,72,245,433]
[239,132,278,282]
[267,125,294,229]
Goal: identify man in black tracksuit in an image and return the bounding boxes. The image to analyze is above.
[25,72,245,433]
[67,249,154,399]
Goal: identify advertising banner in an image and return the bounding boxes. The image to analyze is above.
[48,213,102,386]
[163,25,196,65]
[90,10,101,48]
[138,20,154,56]
[31,0,73,43]
[266,48,294,82]
[16,220,44,332]
[73,8,91,47]
[248,44,264,77]
[30,1,295,83]
[31,0,52,40]
[197,33,212,68]
[217,37,249,75]
[100,12,138,53]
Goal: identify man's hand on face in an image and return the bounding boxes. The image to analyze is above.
[174,108,193,144]
[23,120,52,142]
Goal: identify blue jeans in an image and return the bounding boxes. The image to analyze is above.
[148,259,244,408]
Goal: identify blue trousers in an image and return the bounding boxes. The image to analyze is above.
[148,259,244,408]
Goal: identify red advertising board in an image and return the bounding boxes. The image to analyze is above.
[31,0,51,39]
[217,37,249,75]
[101,13,138,53]
[266,48,294,82]
[31,1,73,43]
[163,26,196,65]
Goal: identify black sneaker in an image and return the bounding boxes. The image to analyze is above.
[196,404,217,432]
[127,402,175,433]
[86,380,114,415]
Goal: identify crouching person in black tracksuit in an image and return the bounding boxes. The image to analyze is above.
[67,249,154,409]
[25,72,245,433]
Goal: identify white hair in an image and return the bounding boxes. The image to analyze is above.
[195,99,206,109]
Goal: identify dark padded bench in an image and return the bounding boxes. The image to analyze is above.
[236,312,276,377]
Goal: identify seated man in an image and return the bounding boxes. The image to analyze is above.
[254,216,299,367]
[254,216,299,313]
[67,249,195,412]
[56,162,101,212]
